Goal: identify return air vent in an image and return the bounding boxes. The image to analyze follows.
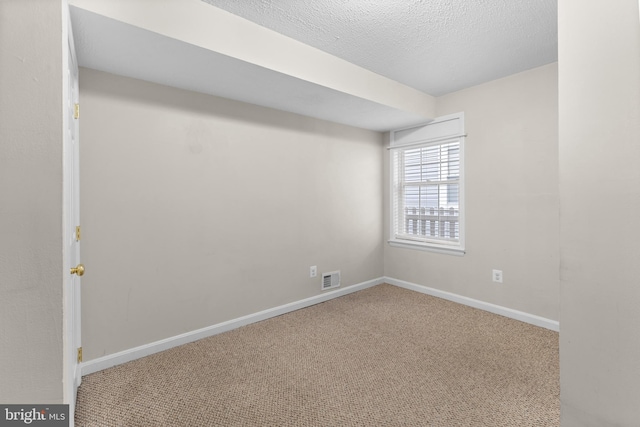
[321,271,340,291]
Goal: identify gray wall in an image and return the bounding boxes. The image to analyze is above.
[0,0,64,403]
[79,68,384,360]
[559,1,640,425]
[384,64,560,321]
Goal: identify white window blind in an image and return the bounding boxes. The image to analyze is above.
[389,113,465,254]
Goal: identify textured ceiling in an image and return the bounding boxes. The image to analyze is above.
[201,0,558,96]
[70,5,429,131]
[70,0,557,131]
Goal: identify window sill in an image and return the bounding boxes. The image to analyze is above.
[387,239,466,256]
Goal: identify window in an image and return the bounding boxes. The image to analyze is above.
[389,113,465,255]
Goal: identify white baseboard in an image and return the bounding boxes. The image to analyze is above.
[82,276,558,376]
[81,277,385,376]
[384,277,560,332]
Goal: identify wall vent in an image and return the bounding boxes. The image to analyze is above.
[321,271,340,291]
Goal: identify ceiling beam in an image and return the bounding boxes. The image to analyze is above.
[69,0,435,127]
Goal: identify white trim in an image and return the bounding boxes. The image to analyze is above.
[386,134,467,150]
[81,277,384,376]
[390,113,460,138]
[384,277,560,332]
[81,275,559,376]
[388,239,466,256]
[389,112,466,255]
[391,112,465,147]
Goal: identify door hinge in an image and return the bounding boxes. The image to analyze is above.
[77,347,83,363]
[75,226,81,241]
[74,103,80,120]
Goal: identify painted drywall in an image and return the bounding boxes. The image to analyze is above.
[559,1,640,425]
[79,68,384,361]
[0,0,64,403]
[384,63,559,321]
[69,0,435,124]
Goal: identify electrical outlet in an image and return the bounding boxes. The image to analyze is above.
[492,269,503,283]
[310,265,317,278]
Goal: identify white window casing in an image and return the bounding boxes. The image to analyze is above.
[389,112,465,255]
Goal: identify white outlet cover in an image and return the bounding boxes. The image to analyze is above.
[492,269,503,283]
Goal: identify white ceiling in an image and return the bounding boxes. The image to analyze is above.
[70,0,557,131]
[70,6,428,131]
[201,0,558,96]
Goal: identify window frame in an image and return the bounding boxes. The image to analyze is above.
[388,113,466,256]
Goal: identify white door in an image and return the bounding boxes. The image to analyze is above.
[64,11,82,411]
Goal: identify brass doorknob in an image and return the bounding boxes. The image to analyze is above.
[70,264,85,276]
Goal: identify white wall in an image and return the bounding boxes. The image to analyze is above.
[559,1,640,425]
[0,0,64,403]
[79,68,384,361]
[384,63,560,321]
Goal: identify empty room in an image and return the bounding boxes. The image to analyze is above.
[1,0,639,426]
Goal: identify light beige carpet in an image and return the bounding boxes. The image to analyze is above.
[75,284,559,426]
